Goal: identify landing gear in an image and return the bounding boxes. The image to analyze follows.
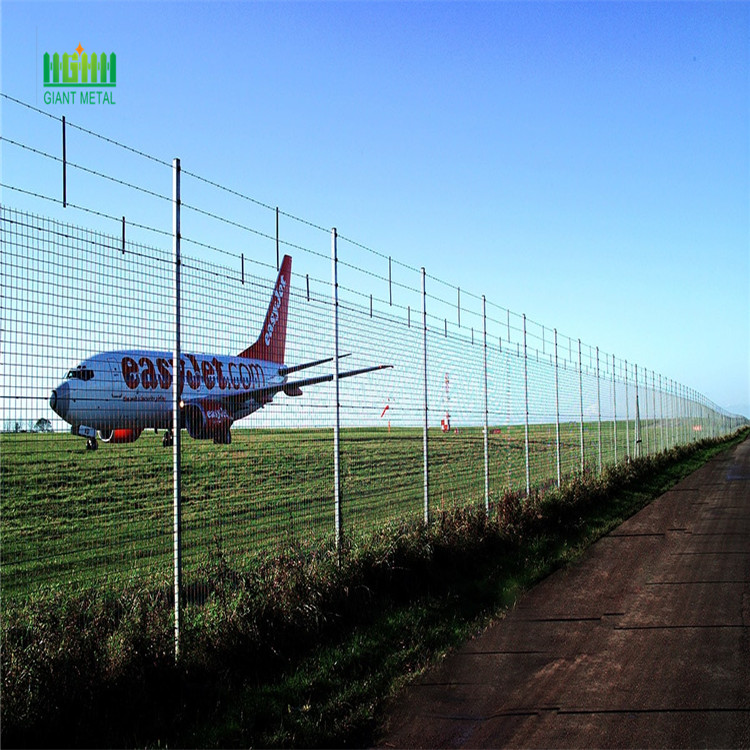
[214,430,231,445]
[86,437,98,451]
[163,429,173,447]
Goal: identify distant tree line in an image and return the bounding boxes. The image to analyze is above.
[3,419,54,433]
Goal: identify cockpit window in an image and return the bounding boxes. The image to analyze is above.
[66,367,94,381]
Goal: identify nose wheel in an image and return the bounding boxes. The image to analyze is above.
[86,437,98,451]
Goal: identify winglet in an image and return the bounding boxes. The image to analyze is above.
[239,255,292,364]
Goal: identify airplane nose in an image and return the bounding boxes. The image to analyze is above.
[50,382,70,420]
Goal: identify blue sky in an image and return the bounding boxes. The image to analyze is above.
[2,1,748,417]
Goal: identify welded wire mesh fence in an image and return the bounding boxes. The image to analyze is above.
[2,94,747,626]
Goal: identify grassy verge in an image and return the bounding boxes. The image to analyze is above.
[0,421,663,599]
[2,429,747,748]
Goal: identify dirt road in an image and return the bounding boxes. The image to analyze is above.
[378,438,750,748]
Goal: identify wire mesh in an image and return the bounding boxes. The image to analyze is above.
[2,94,747,621]
[1,207,173,598]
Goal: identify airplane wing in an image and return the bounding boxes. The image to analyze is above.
[204,364,393,419]
[280,353,351,377]
[277,364,393,396]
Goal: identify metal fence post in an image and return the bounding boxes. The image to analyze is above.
[690,388,700,443]
[554,329,561,487]
[578,339,584,473]
[624,360,630,461]
[681,384,687,445]
[172,157,182,660]
[634,364,642,458]
[667,380,673,443]
[596,346,602,475]
[646,368,652,455]
[652,370,658,454]
[694,390,698,441]
[696,390,701,439]
[332,228,342,550]
[640,368,646,455]
[482,296,489,513]
[659,373,664,452]
[612,354,617,465]
[422,268,429,525]
[664,378,674,448]
[704,396,708,438]
[523,314,530,497]
[678,383,683,445]
[669,380,674,448]
[695,390,700,441]
[680,385,690,445]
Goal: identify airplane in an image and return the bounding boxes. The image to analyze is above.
[49,254,391,450]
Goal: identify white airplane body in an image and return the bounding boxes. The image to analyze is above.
[50,255,390,448]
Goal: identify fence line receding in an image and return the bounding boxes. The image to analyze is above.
[1,94,746,656]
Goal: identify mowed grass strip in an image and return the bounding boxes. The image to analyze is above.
[0,419,683,599]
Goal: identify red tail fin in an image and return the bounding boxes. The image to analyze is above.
[239,255,292,364]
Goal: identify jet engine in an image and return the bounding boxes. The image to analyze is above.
[99,427,143,443]
[184,401,233,444]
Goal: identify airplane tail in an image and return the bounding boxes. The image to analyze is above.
[238,255,292,364]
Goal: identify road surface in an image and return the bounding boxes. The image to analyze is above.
[378,438,750,748]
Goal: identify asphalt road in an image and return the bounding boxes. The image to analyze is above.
[378,438,750,748]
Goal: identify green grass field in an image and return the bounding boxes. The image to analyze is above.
[0,419,685,600]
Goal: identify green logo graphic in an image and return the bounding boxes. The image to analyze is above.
[43,44,116,87]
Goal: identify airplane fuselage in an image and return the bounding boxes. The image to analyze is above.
[50,350,284,434]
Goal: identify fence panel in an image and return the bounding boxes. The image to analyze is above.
[336,280,425,536]
[2,94,747,629]
[1,207,173,599]
[3,200,747,614]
